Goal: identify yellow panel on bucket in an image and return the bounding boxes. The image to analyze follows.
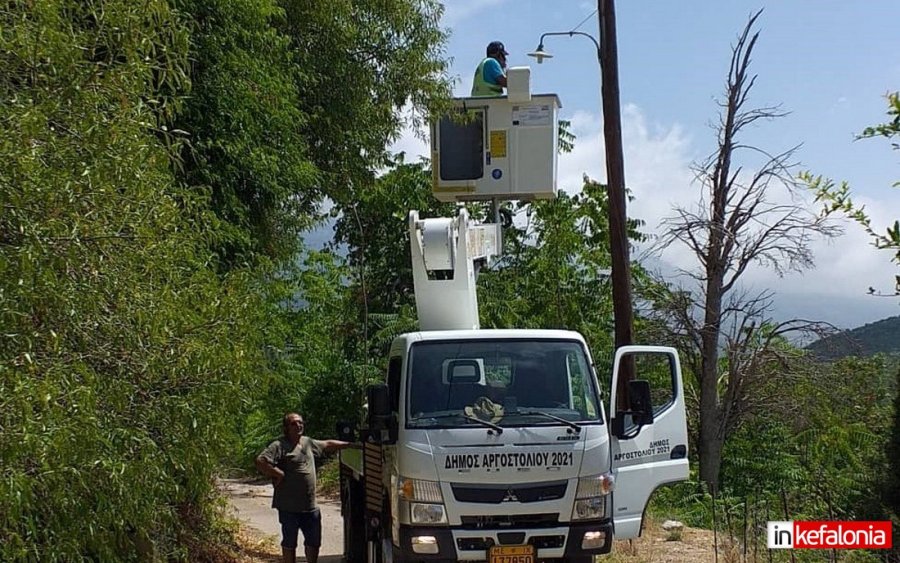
[489,130,507,158]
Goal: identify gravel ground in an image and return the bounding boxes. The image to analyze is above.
[220,478,344,563]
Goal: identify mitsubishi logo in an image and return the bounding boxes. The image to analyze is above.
[501,488,519,502]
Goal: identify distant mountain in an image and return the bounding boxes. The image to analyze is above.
[806,314,900,360]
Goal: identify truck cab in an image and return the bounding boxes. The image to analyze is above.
[340,330,688,562]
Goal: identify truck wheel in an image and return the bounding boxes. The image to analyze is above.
[380,496,396,563]
[341,469,366,563]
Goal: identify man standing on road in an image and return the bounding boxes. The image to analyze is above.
[255,412,356,563]
[471,40,509,97]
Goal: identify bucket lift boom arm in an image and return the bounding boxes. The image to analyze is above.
[408,208,500,331]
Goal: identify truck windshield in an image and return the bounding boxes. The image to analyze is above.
[406,339,602,428]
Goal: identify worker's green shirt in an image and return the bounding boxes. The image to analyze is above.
[259,435,326,512]
[471,57,504,97]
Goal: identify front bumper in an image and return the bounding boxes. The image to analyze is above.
[393,520,612,562]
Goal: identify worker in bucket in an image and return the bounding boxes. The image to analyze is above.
[471,40,508,96]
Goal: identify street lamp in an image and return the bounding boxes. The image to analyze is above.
[526,46,552,64]
[527,31,599,64]
[528,3,635,405]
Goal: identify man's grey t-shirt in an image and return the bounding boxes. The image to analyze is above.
[259,435,325,512]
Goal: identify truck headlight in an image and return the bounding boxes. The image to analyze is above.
[571,473,613,521]
[410,502,448,524]
[573,497,605,520]
[398,477,443,503]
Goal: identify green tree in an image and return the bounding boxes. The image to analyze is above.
[333,155,454,316]
[2,0,456,558]
[790,357,891,520]
[172,0,453,268]
[172,0,319,267]
[888,365,900,517]
[480,182,615,337]
[238,250,366,459]
[282,0,453,208]
[1,1,274,559]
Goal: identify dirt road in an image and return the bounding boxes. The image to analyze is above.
[221,478,718,562]
[220,478,344,563]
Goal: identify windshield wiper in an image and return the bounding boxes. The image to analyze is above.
[462,414,503,434]
[410,413,503,434]
[518,410,581,432]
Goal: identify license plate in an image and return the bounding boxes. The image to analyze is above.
[489,545,534,563]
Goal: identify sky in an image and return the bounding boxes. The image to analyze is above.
[391,0,900,330]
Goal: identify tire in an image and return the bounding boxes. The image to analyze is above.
[380,496,395,563]
[341,469,366,563]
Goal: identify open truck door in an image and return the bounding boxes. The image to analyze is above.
[608,346,689,539]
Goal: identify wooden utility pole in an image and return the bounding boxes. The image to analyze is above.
[597,0,634,407]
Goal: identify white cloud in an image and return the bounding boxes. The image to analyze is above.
[558,104,696,241]
[560,105,898,327]
[739,194,900,328]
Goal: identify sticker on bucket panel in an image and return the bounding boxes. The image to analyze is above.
[512,104,551,127]
[489,130,507,158]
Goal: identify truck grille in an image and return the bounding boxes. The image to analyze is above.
[459,513,560,529]
[451,480,567,504]
[456,534,565,552]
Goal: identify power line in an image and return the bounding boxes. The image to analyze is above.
[571,8,598,32]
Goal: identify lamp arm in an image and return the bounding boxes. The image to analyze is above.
[537,30,601,55]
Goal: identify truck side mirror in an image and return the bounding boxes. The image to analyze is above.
[367,384,396,444]
[611,380,654,439]
[367,384,390,425]
[628,380,654,426]
[387,369,401,413]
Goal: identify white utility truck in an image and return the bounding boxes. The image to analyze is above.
[338,69,689,563]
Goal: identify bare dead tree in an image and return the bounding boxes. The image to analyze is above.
[651,10,841,492]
